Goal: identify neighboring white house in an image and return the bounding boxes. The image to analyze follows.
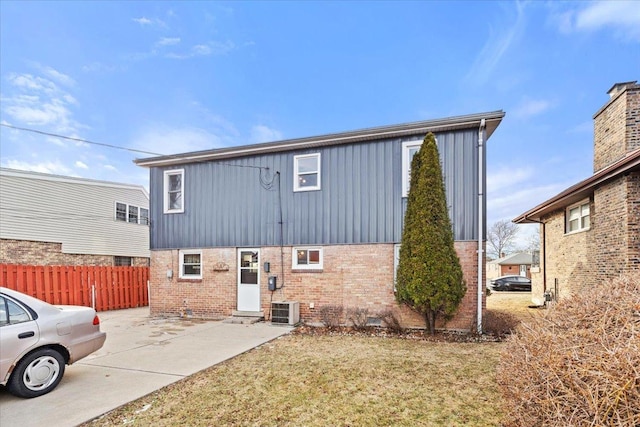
[0,168,150,266]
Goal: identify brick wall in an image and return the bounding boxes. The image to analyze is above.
[625,172,640,273]
[149,241,483,332]
[0,239,149,266]
[536,172,639,301]
[592,176,629,280]
[593,84,639,172]
[539,206,593,301]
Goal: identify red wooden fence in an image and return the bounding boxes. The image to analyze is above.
[0,264,149,311]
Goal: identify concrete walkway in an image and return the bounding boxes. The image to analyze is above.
[0,307,293,427]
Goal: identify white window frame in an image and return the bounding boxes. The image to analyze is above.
[139,207,149,225]
[179,249,202,279]
[128,205,139,223]
[164,169,185,214]
[402,140,423,197]
[115,202,149,225]
[292,247,323,270]
[115,202,127,221]
[293,153,321,192]
[565,199,590,234]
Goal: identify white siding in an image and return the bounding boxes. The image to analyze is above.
[0,169,149,258]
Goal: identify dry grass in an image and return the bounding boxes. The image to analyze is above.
[498,275,640,426]
[85,335,504,426]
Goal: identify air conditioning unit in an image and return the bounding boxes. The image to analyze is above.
[271,301,300,325]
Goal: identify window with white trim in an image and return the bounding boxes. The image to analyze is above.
[164,169,185,213]
[140,208,149,225]
[128,205,138,223]
[179,250,202,279]
[402,140,422,197]
[293,153,321,192]
[115,202,148,225]
[115,202,127,221]
[566,200,590,233]
[292,247,323,270]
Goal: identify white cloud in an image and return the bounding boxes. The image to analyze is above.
[131,126,223,156]
[551,1,640,41]
[512,98,553,119]
[133,17,152,25]
[192,44,212,56]
[1,159,72,175]
[75,161,88,169]
[165,41,235,59]
[250,125,283,144]
[104,164,118,171]
[7,73,57,93]
[464,2,526,85]
[489,181,569,223]
[157,37,181,46]
[41,66,76,87]
[2,68,86,145]
[487,166,534,193]
[132,16,167,28]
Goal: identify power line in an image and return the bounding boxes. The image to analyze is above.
[0,123,164,156]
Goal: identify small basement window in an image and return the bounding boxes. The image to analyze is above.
[292,247,323,270]
[179,250,202,279]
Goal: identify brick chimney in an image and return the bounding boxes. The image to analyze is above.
[592,81,640,172]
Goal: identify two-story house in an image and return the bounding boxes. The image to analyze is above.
[135,111,505,331]
[514,81,639,305]
[0,168,150,266]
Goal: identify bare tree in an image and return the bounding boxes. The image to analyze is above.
[524,227,540,254]
[487,219,519,258]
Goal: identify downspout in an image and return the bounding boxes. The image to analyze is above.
[477,119,486,334]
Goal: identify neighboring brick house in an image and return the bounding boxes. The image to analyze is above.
[0,168,150,266]
[135,111,505,331]
[486,252,533,280]
[514,81,639,305]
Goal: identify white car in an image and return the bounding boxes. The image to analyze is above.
[0,287,107,398]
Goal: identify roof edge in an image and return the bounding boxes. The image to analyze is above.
[513,148,640,224]
[135,110,505,168]
[0,167,150,199]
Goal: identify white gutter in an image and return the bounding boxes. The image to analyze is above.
[477,119,486,334]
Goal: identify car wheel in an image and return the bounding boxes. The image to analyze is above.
[7,348,66,398]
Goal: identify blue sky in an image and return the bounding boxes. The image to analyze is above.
[1,1,638,246]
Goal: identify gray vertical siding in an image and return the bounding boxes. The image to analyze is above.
[149,128,481,249]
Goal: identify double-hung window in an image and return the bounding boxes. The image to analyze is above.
[128,205,139,223]
[164,169,184,213]
[179,250,202,279]
[292,247,323,270]
[140,208,149,225]
[293,153,321,192]
[566,200,590,233]
[402,140,423,197]
[115,202,127,221]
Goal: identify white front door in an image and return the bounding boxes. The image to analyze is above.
[519,264,527,277]
[237,249,260,312]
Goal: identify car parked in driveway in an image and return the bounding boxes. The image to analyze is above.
[0,287,107,398]
[489,275,532,292]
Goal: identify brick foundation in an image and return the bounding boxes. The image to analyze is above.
[149,241,484,332]
[0,239,149,266]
